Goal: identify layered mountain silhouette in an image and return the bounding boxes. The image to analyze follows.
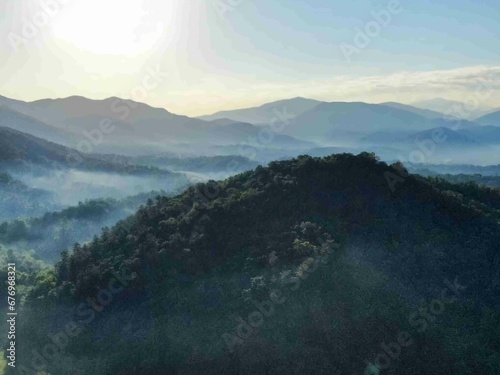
[282,102,479,142]
[198,97,323,124]
[361,127,477,147]
[0,96,314,154]
[475,110,500,126]
[380,102,446,119]
[0,126,183,177]
[0,106,73,145]
[1,94,499,165]
[4,93,500,374]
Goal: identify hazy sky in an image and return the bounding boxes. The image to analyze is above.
[0,0,499,116]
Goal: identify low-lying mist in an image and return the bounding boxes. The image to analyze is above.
[9,168,189,207]
[0,191,165,262]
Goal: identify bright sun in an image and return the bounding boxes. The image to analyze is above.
[51,0,176,55]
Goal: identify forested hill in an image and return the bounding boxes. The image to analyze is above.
[48,152,500,299]
[0,126,173,176]
[18,152,500,374]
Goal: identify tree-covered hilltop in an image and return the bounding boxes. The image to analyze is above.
[14,153,500,374]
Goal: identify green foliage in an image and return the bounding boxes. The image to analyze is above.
[0,191,169,262]
[13,153,500,374]
[0,245,48,303]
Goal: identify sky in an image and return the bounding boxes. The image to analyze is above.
[0,0,499,116]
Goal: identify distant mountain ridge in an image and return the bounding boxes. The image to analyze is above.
[0,126,180,177]
[380,102,446,119]
[412,97,493,120]
[282,102,479,142]
[0,94,498,164]
[0,95,313,154]
[0,106,74,145]
[475,110,500,126]
[198,97,323,124]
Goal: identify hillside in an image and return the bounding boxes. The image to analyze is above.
[133,155,260,174]
[458,125,500,144]
[475,110,500,126]
[0,107,72,145]
[0,191,167,261]
[16,153,500,375]
[282,102,479,142]
[380,102,446,119]
[0,126,180,176]
[0,126,85,167]
[0,95,180,129]
[375,127,477,147]
[408,163,500,176]
[425,173,500,189]
[0,95,317,155]
[198,97,322,124]
[0,127,192,215]
[0,172,59,221]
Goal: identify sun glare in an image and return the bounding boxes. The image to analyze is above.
[51,0,176,55]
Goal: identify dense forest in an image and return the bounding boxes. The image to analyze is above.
[0,173,58,221]
[2,1,500,373]
[0,191,170,262]
[9,153,500,374]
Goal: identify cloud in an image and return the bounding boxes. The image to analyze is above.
[296,65,500,106]
[170,65,500,116]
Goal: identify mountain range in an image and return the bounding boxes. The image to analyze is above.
[3,92,500,374]
[0,96,315,155]
[1,94,500,165]
[411,97,495,120]
[197,97,323,124]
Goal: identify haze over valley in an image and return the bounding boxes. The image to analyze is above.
[1,0,500,374]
